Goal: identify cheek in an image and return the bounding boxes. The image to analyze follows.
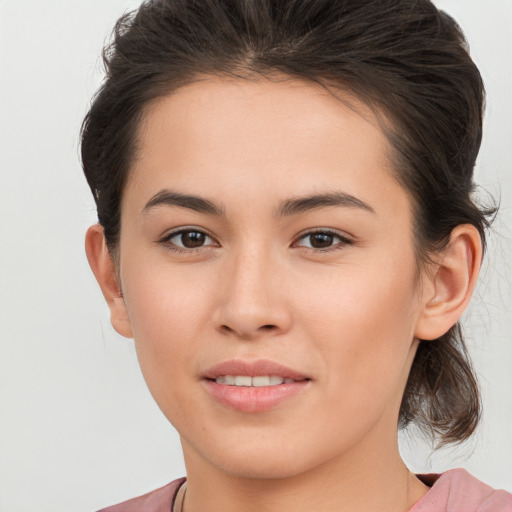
[297,254,419,395]
[120,258,215,384]
[119,261,223,430]
[123,251,214,325]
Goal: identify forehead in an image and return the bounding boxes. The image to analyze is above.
[127,76,408,220]
[137,76,387,159]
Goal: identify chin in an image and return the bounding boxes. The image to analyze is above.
[217,455,312,480]
[188,433,330,481]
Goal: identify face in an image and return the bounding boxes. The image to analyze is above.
[115,77,427,479]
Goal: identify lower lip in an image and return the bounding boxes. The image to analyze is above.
[203,380,310,412]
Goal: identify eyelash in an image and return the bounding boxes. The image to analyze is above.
[159,228,353,254]
[294,229,353,252]
[159,227,217,254]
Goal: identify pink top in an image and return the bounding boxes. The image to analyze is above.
[96,469,512,512]
[412,469,511,512]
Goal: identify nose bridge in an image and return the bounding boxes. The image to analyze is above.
[232,244,272,306]
[215,240,291,338]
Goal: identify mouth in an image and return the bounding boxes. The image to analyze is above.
[203,359,310,381]
[202,359,311,412]
[213,375,297,386]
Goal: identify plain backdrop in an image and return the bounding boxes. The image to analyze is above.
[0,1,511,511]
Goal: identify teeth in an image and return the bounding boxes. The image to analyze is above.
[253,376,271,387]
[215,375,291,386]
[234,376,252,386]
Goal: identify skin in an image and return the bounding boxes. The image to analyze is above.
[86,76,482,512]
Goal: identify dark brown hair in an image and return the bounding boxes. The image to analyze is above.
[81,0,496,446]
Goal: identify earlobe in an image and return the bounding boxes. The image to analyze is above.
[415,225,482,341]
[85,224,133,338]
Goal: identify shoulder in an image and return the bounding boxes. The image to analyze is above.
[411,468,512,512]
[95,477,186,512]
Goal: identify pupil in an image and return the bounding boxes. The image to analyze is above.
[310,233,333,248]
[182,231,205,248]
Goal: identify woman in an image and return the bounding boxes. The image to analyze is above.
[81,0,512,510]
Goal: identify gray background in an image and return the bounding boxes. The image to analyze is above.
[0,1,510,511]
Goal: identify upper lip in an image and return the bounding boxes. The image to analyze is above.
[203,359,310,381]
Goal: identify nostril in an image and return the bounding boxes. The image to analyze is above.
[218,323,280,338]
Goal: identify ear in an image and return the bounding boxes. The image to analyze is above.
[85,224,133,338]
[415,224,482,341]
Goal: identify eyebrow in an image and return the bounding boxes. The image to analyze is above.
[142,189,375,217]
[143,190,226,216]
[277,191,375,217]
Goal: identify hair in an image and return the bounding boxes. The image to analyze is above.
[81,0,496,446]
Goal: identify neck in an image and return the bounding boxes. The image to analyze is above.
[180,432,429,512]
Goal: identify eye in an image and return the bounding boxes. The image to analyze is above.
[294,230,352,252]
[160,228,217,252]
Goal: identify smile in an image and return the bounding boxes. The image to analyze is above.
[202,360,311,412]
[214,375,296,386]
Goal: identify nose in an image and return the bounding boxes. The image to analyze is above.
[213,248,292,341]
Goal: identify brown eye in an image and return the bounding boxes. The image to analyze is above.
[308,233,335,248]
[164,229,215,251]
[295,230,352,252]
[180,231,206,248]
